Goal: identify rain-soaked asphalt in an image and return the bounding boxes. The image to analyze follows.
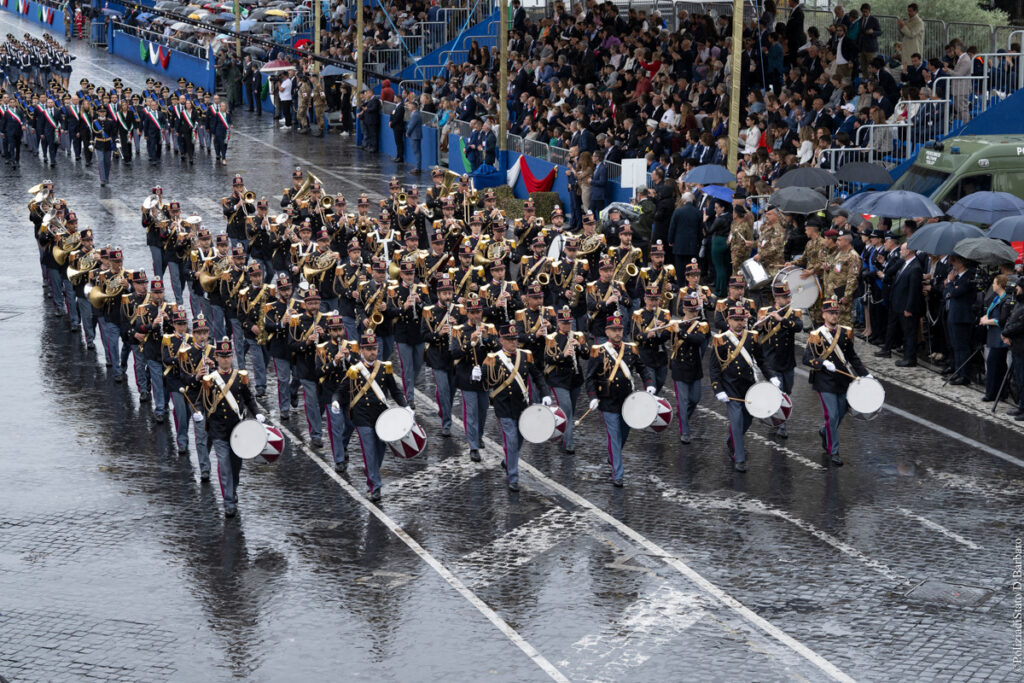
[2,15,1024,683]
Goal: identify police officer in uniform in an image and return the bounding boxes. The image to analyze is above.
[191,336,264,517]
[482,323,551,492]
[131,278,173,421]
[803,297,872,465]
[584,314,654,486]
[330,331,408,502]
[632,284,672,392]
[669,294,709,443]
[709,304,774,472]
[392,259,429,408]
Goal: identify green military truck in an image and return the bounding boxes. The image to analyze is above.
[890,135,1024,211]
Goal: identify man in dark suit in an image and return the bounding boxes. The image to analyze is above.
[877,242,923,366]
[785,0,806,66]
[406,99,422,173]
[465,118,482,169]
[38,98,60,167]
[667,191,702,279]
[902,54,928,88]
[590,149,608,213]
[943,256,976,384]
[243,55,262,115]
[512,0,527,33]
[856,3,882,76]
[481,118,497,167]
[389,94,406,163]
[358,89,381,152]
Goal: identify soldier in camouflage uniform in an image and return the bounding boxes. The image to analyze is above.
[755,208,788,283]
[821,230,861,327]
[729,208,755,275]
[788,218,829,325]
[311,76,327,137]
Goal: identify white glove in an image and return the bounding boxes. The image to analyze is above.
[589,398,599,411]
[330,400,341,414]
[646,385,656,395]
[405,406,415,417]
[716,391,729,404]
[471,365,482,381]
[770,376,781,388]
[542,396,552,406]
[823,360,836,372]
[256,413,266,423]
[192,411,204,423]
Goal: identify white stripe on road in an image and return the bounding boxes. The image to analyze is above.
[895,507,982,550]
[649,475,912,586]
[415,388,857,683]
[262,411,570,683]
[100,198,137,222]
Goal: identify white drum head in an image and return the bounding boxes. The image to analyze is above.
[745,382,783,419]
[622,391,659,430]
[847,377,885,414]
[784,268,821,309]
[230,419,268,460]
[376,407,414,443]
[519,404,556,444]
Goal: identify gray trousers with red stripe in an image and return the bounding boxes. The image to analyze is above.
[818,391,849,456]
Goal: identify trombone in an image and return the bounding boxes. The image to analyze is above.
[242,191,257,217]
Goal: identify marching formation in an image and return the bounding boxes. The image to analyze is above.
[29,166,878,516]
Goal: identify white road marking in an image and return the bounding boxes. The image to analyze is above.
[451,507,589,589]
[416,388,856,683]
[262,410,571,683]
[649,475,912,587]
[694,405,828,472]
[895,507,982,550]
[919,466,1020,501]
[99,198,137,222]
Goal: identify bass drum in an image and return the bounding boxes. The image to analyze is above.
[774,265,821,309]
[741,257,770,290]
[621,391,673,432]
[744,381,783,420]
[230,419,286,464]
[518,403,568,444]
[375,406,427,458]
[846,377,885,421]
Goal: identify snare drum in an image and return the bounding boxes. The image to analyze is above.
[744,381,783,420]
[621,391,673,432]
[229,419,286,464]
[846,377,885,420]
[375,406,427,458]
[741,257,771,290]
[518,403,568,444]
[774,265,821,309]
[761,391,793,427]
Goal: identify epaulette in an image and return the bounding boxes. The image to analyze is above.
[590,345,601,358]
[664,264,676,275]
[844,326,854,340]
[545,334,557,347]
[626,342,637,348]
[632,309,643,323]
[475,266,484,276]
[715,299,727,311]
[316,341,329,350]
[587,283,596,294]
[485,324,497,334]
[523,349,533,362]
[712,333,726,347]
[383,361,394,374]
[483,353,497,367]
[422,305,434,320]
[238,370,249,384]
[520,255,529,265]
[161,334,173,348]
[346,366,358,379]
[515,309,526,322]
[749,330,760,342]
[348,341,359,353]
[792,309,803,318]
[758,306,770,317]
[808,331,820,344]
[509,282,519,291]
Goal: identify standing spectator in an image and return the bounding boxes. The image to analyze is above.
[389,91,406,163]
[1001,278,1024,420]
[338,83,354,137]
[358,89,381,152]
[950,40,973,122]
[667,191,702,281]
[877,242,923,366]
[511,0,527,34]
[707,201,733,297]
[243,55,262,115]
[278,69,294,130]
[943,255,975,385]
[380,79,395,103]
[856,3,881,77]
[577,151,595,213]
[785,0,806,65]
[980,274,1011,401]
[897,3,924,66]
[651,168,675,245]
[406,99,422,173]
[590,149,609,214]
[481,118,497,167]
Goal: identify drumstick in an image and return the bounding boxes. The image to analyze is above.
[728,397,748,403]
[574,405,596,427]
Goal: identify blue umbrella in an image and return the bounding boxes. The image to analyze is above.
[987,215,1024,242]
[320,65,345,77]
[702,185,734,202]
[237,19,257,31]
[947,191,1024,225]
[840,191,881,213]
[217,11,237,20]
[905,221,985,255]
[683,164,734,185]
[857,190,943,219]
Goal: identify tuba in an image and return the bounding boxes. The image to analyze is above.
[292,171,321,208]
[88,272,126,308]
[302,250,340,281]
[142,194,162,211]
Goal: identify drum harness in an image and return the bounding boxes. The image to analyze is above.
[206,371,243,419]
[601,342,634,389]
[670,319,702,358]
[490,350,529,401]
[351,361,387,407]
[813,327,848,374]
[716,330,762,382]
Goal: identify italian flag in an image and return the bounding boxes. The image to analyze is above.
[456,137,472,174]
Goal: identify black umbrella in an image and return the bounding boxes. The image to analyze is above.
[905,221,985,255]
[858,190,944,219]
[988,215,1024,242]
[768,186,828,214]
[953,237,1020,266]
[774,167,838,189]
[834,162,893,185]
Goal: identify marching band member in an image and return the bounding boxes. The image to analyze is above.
[336,240,368,341]
[482,324,551,492]
[421,274,459,437]
[517,235,552,294]
[331,331,408,502]
[131,278,173,422]
[480,259,521,327]
[709,304,774,472]
[205,234,231,340]
[122,270,152,396]
[451,295,498,461]
[237,263,271,398]
[280,168,304,209]
[223,244,250,368]
[164,309,196,455]
[756,281,803,437]
[177,315,214,479]
[669,294,709,444]
[392,259,429,408]
[677,258,716,322]
[544,306,587,454]
[288,286,325,449]
[68,228,98,348]
[317,313,356,471]
[191,336,264,517]
[514,282,554,401]
[632,284,672,393]
[263,274,300,419]
[359,258,397,361]
[586,256,629,344]
[551,236,589,331]
[450,242,485,304]
[94,247,127,382]
[713,275,758,332]
[584,314,653,487]
[637,240,676,304]
[802,297,871,466]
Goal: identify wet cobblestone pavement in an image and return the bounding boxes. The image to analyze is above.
[2,14,1024,682]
